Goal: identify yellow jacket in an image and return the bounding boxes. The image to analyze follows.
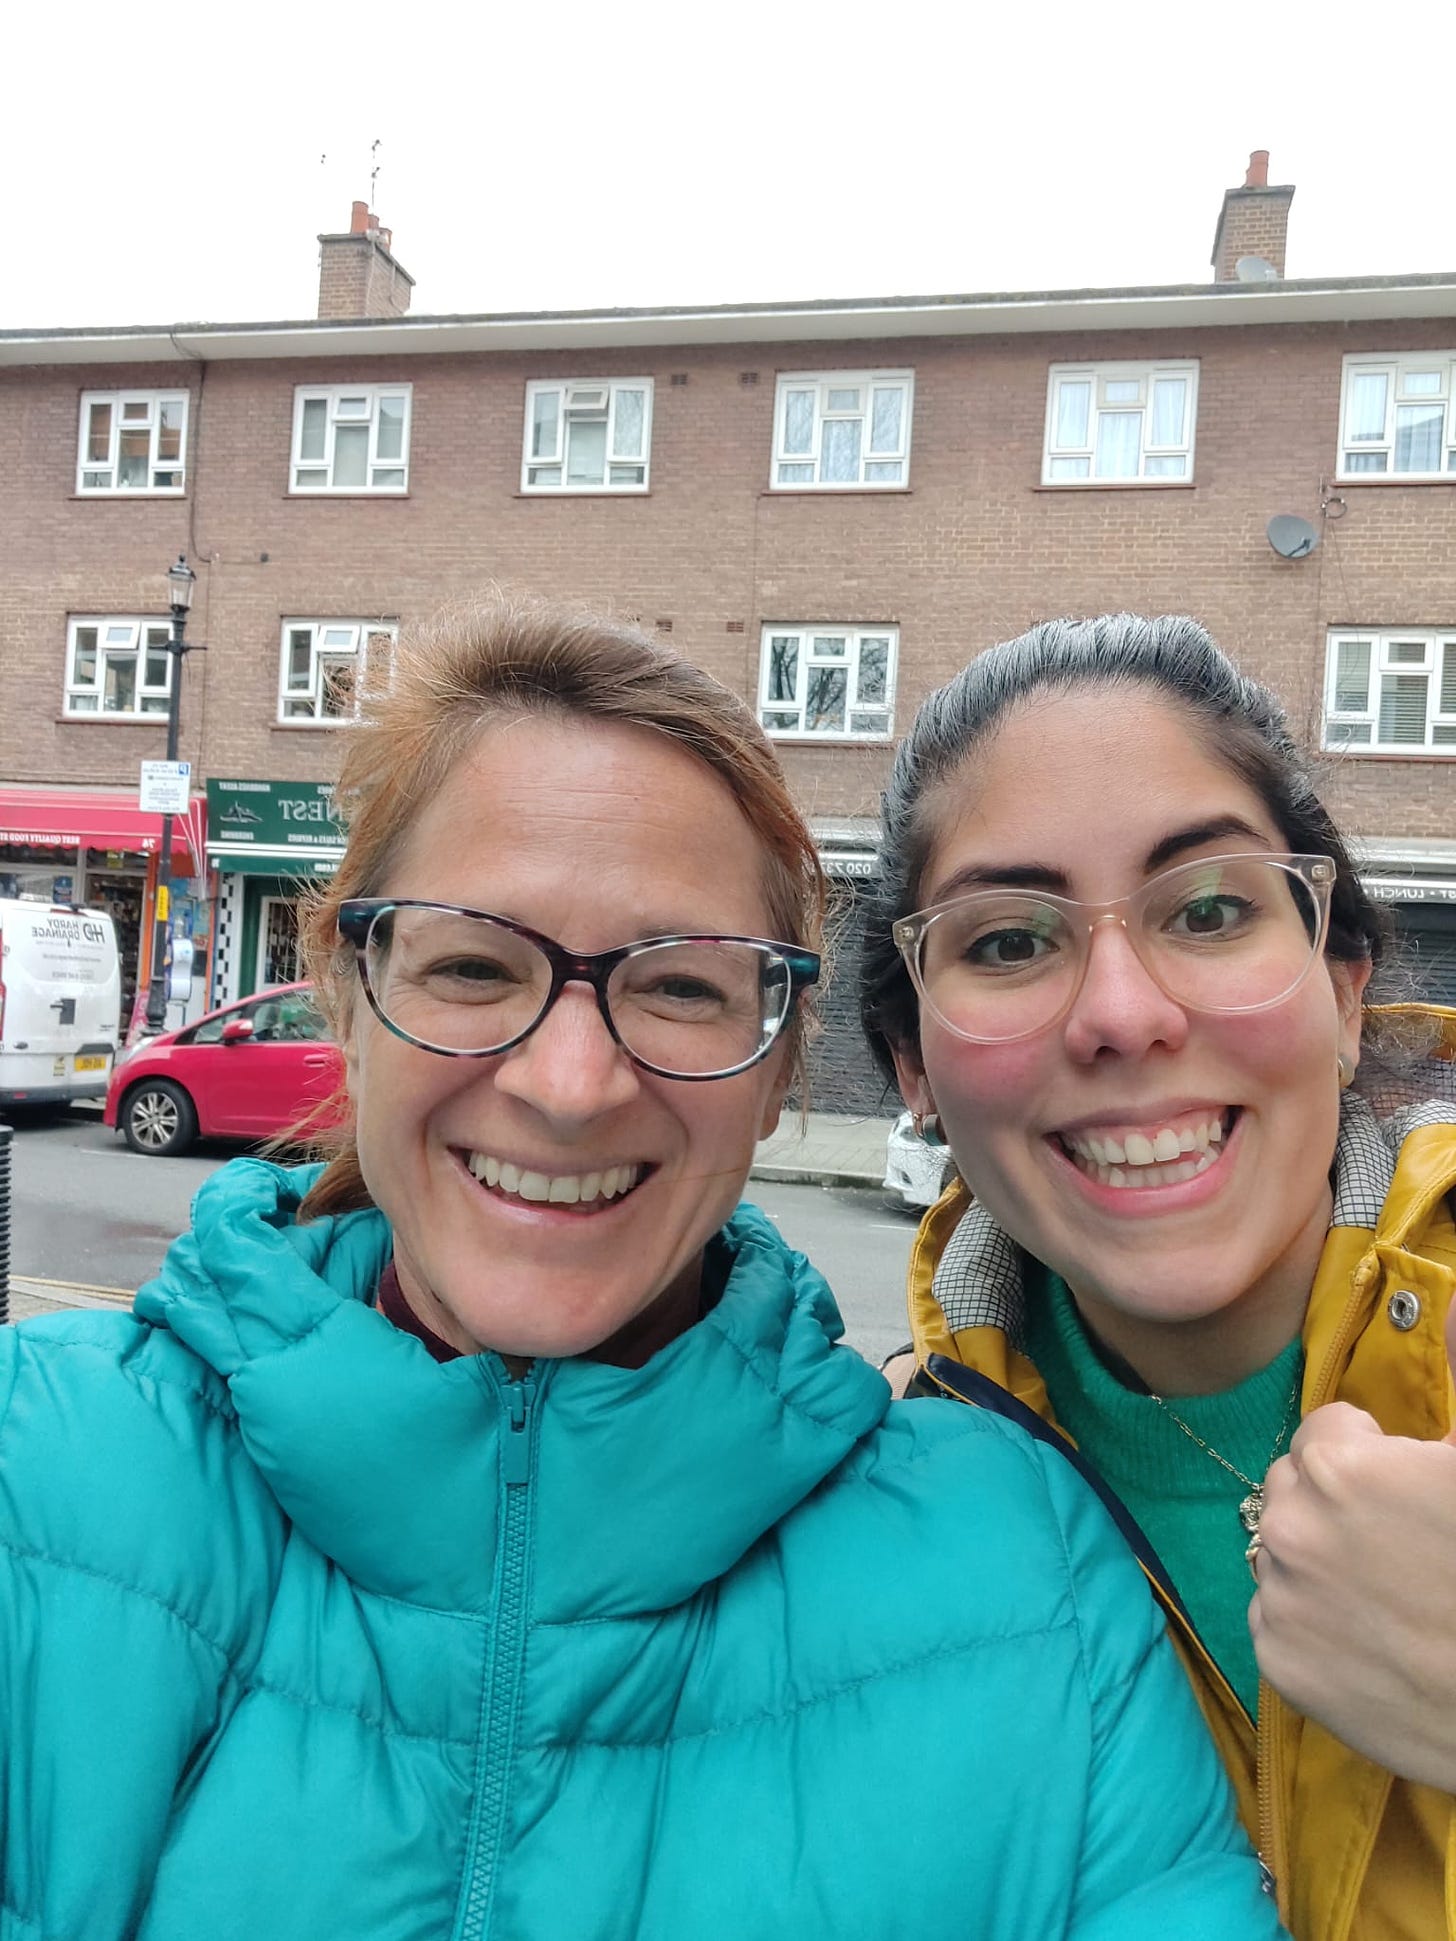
[905,1008,1456,1941]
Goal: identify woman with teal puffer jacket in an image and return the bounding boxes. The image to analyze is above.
[0,599,1286,1941]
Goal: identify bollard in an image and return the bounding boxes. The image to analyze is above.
[0,1123,10,1326]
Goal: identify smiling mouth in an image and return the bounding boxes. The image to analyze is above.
[457,1148,650,1209]
[1053,1108,1239,1190]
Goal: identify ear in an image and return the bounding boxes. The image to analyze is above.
[1330,955,1372,1071]
[889,1039,935,1121]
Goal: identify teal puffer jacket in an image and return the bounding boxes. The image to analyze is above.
[0,1160,1283,1940]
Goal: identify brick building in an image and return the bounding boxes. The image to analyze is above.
[1,162,1453,1105]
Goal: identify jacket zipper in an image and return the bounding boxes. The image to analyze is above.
[456,1366,538,1941]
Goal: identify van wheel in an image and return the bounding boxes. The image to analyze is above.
[121,1080,197,1157]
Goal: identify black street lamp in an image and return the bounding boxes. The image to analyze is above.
[143,556,199,1032]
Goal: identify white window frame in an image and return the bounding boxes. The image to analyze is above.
[76,390,188,495]
[290,385,412,494]
[520,378,653,493]
[64,617,175,719]
[1042,361,1199,484]
[1323,629,1456,755]
[757,626,898,741]
[277,620,399,724]
[1336,355,1456,481]
[771,372,913,491]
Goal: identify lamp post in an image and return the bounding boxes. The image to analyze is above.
[143,555,197,1032]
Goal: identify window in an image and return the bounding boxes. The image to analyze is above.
[290,386,411,492]
[771,372,912,489]
[522,379,653,491]
[757,626,898,739]
[1324,630,1456,753]
[278,620,397,723]
[1042,361,1198,483]
[64,617,173,718]
[1338,356,1456,478]
[76,391,187,493]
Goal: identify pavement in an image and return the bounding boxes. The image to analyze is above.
[1,1111,897,1323]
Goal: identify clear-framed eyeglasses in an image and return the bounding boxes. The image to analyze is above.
[892,852,1337,1046]
[337,898,821,1081]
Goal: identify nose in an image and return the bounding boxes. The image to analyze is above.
[1060,915,1190,1063]
[491,981,642,1123]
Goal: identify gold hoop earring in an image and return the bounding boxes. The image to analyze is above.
[1337,1053,1355,1090]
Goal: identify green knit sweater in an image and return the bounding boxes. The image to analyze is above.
[1023,1271,1303,1718]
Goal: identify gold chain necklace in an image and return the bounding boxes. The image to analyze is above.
[1147,1382,1301,1535]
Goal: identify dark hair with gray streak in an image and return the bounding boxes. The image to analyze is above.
[860,612,1390,1086]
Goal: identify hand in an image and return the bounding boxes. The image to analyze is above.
[1250,1356,1456,1789]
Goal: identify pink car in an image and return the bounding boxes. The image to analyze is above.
[104,983,343,1157]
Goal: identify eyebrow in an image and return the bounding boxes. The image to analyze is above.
[928,816,1274,903]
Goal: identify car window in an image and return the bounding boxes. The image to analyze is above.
[274,991,327,1041]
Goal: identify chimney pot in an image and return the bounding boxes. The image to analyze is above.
[1210,152,1294,282]
[1245,149,1270,189]
[350,200,372,235]
[318,205,415,319]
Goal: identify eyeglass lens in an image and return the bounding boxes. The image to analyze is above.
[915,856,1325,1043]
[363,907,793,1076]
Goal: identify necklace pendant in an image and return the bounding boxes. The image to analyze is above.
[1239,1490,1264,1534]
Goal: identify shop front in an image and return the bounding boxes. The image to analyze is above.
[1359,837,1456,1007]
[0,784,207,1027]
[206,779,345,1006]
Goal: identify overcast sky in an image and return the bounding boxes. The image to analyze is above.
[7,0,1451,331]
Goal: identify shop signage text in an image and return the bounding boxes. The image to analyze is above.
[206,779,345,854]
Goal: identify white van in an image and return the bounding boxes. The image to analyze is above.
[0,899,122,1107]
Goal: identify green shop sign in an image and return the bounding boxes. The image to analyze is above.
[207,778,346,875]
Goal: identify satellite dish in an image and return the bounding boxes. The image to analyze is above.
[1267,514,1320,560]
[1236,255,1279,282]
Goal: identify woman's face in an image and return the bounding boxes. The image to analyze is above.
[345,714,791,1362]
[893,689,1368,1383]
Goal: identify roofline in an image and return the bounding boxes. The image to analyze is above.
[9,270,1456,365]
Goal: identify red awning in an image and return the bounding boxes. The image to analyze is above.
[0,786,204,871]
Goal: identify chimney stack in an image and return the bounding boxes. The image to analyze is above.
[317,203,415,320]
[1210,151,1295,282]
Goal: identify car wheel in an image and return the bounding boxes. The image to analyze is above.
[121,1079,198,1157]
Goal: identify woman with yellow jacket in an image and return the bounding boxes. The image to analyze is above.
[862,613,1456,1941]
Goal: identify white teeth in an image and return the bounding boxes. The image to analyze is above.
[1060,1112,1231,1188]
[1208,1118,1224,1144]
[464,1154,641,1207]
[1102,1135,1126,1164]
[1178,1127,1198,1154]
[1152,1128,1182,1162]
[1124,1132,1156,1166]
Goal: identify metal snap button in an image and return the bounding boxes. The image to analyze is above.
[1387,1289,1421,1331]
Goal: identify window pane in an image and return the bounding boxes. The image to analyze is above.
[1442,642,1456,715]
[376,396,406,461]
[145,648,170,689]
[1403,370,1443,396]
[1054,381,1091,449]
[157,399,184,462]
[777,463,814,484]
[333,423,369,487]
[1149,378,1187,447]
[1343,450,1387,473]
[1346,370,1388,443]
[118,429,149,486]
[805,666,847,731]
[336,395,370,418]
[81,470,112,489]
[1143,455,1187,477]
[528,465,562,487]
[1094,411,1141,478]
[869,387,902,454]
[612,388,646,460]
[1334,640,1371,713]
[1379,672,1428,744]
[121,400,149,422]
[761,711,799,732]
[321,660,356,717]
[1394,403,1443,472]
[565,418,607,485]
[811,636,848,659]
[288,630,313,687]
[69,694,99,713]
[767,635,799,704]
[87,401,112,463]
[782,389,815,455]
[72,627,98,684]
[1387,640,1427,666]
[825,388,860,412]
[299,399,328,461]
[104,655,137,712]
[1326,721,1372,745]
[1048,455,1090,479]
[371,468,406,488]
[848,711,888,735]
[864,461,903,483]
[1104,379,1140,403]
[857,638,889,703]
[820,418,862,482]
[531,390,561,460]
